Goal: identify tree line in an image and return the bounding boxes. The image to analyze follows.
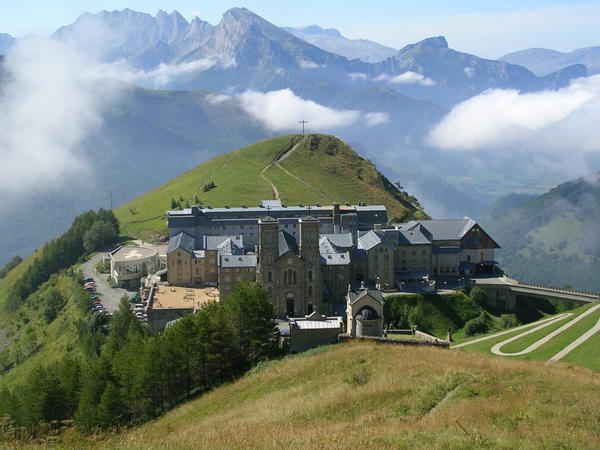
[0,256,22,280]
[7,210,119,312]
[0,282,279,432]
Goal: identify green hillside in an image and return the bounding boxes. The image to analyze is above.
[98,342,599,448]
[454,302,600,371]
[480,173,600,291]
[116,134,428,240]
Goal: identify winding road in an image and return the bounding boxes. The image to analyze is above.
[452,303,600,362]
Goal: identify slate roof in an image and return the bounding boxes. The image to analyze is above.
[403,218,476,241]
[203,235,244,251]
[220,255,257,268]
[321,232,353,248]
[358,230,393,251]
[319,236,350,266]
[217,237,243,256]
[278,230,299,257]
[381,228,431,246]
[320,251,351,266]
[347,288,385,305]
[167,232,195,255]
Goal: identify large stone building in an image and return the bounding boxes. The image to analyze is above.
[165,201,500,318]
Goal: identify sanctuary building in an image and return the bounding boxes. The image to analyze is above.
[166,201,499,318]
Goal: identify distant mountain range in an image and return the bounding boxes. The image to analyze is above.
[500,45,600,76]
[283,25,397,63]
[50,8,580,107]
[480,173,600,292]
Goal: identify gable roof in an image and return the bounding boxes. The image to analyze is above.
[319,236,350,265]
[203,235,244,251]
[358,230,393,251]
[347,288,385,305]
[167,231,195,255]
[217,237,243,256]
[403,218,477,241]
[321,232,353,248]
[278,230,299,257]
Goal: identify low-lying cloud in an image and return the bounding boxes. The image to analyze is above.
[298,59,321,69]
[427,76,599,153]
[0,38,119,194]
[101,56,236,89]
[237,89,388,131]
[376,71,436,86]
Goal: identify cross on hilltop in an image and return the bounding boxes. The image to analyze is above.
[299,119,308,135]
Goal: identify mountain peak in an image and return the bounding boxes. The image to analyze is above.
[418,36,448,49]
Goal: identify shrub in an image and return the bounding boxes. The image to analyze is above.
[464,313,488,337]
[500,314,520,329]
[469,287,488,307]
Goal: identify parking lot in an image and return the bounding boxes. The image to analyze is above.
[79,253,137,312]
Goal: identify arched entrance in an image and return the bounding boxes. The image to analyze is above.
[286,292,295,316]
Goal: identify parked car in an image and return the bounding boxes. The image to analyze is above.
[84,278,94,283]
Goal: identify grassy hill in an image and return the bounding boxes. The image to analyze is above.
[95,341,600,448]
[116,134,428,240]
[480,173,600,291]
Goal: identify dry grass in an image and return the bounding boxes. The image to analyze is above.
[90,342,600,449]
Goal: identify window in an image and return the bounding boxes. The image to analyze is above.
[267,271,272,282]
[308,285,313,297]
[283,269,297,286]
[308,270,313,281]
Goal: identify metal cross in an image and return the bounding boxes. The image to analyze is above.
[299,119,308,135]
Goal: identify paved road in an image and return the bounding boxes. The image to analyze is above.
[79,253,135,313]
[490,303,600,358]
[451,314,572,349]
[550,316,600,361]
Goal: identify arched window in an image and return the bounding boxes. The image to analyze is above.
[284,269,297,286]
[308,285,313,297]
[266,253,273,264]
[308,270,313,281]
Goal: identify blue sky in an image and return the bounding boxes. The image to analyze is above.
[2,1,599,57]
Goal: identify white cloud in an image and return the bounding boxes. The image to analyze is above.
[426,75,600,178]
[464,67,475,78]
[0,37,120,194]
[427,76,599,153]
[365,112,390,126]
[101,56,236,89]
[237,89,387,131]
[298,59,321,69]
[375,71,436,86]
[205,93,231,105]
[348,72,369,81]
[390,71,436,86]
